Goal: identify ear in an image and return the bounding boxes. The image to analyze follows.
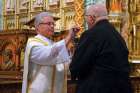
[36,25,40,31]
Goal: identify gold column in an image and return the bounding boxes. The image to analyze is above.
[135,0,140,56]
[60,0,65,31]
[15,0,19,29]
[31,0,35,18]
[45,0,49,10]
[3,0,6,30]
[29,0,32,20]
[74,0,84,37]
[120,0,129,43]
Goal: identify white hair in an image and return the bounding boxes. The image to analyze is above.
[34,12,53,28]
[86,4,108,17]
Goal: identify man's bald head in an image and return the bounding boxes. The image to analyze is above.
[86,4,108,17]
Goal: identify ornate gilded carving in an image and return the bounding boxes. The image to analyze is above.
[120,0,129,43]
[0,39,5,55]
[1,49,16,71]
[0,39,16,71]
[107,0,122,32]
[15,36,27,55]
[128,0,140,58]
[109,0,122,14]
[74,0,84,37]
[33,0,44,7]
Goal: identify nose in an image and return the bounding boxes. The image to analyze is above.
[50,24,55,27]
[50,25,55,29]
[50,25,55,30]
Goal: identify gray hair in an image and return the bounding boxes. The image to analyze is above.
[86,4,108,17]
[34,12,53,28]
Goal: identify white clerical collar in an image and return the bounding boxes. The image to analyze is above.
[35,34,53,44]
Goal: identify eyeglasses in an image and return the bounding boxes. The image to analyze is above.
[40,22,56,26]
[85,15,96,18]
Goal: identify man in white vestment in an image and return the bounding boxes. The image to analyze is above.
[22,12,79,93]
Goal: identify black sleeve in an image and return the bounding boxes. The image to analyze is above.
[69,31,100,80]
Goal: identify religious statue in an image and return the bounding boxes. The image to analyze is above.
[6,0,15,10]
[120,0,129,44]
[108,0,122,13]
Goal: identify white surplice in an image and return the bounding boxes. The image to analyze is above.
[22,34,70,93]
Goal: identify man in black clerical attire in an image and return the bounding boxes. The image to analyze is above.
[69,4,133,93]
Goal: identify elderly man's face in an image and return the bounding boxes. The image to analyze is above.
[37,16,55,37]
[85,14,96,29]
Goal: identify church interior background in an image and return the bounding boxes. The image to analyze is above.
[0,0,140,93]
